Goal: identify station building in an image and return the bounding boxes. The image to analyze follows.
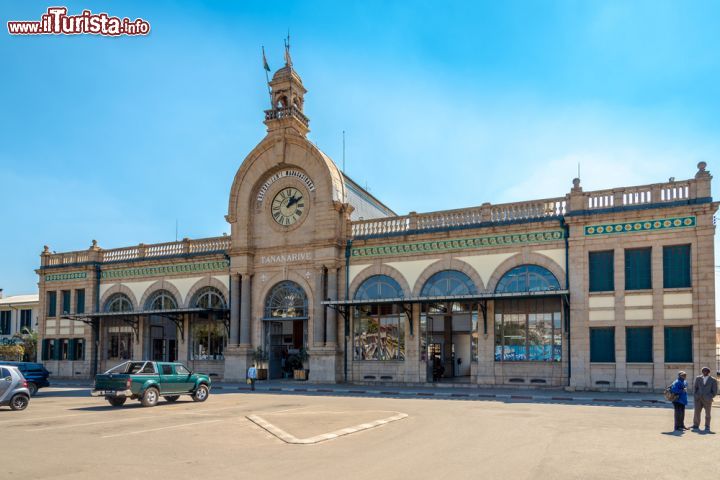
[36,59,718,391]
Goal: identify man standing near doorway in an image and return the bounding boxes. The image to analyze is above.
[692,367,718,432]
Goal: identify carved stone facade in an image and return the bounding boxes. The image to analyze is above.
[35,60,717,391]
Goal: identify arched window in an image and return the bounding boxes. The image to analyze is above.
[145,290,178,311]
[495,265,560,293]
[420,270,477,297]
[104,293,133,313]
[355,275,404,300]
[264,281,307,319]
[192,287,227,309]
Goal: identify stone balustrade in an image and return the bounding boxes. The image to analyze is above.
[351,172,706,238]
[42,236,231,267]
[264,106,309,127]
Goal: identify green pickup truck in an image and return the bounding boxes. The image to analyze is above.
[91,361,211,407]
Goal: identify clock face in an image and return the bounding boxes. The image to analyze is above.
[271,187,306,226]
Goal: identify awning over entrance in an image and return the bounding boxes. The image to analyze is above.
[321,290,569,306]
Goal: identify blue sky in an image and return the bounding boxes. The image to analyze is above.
[1,1,719,305]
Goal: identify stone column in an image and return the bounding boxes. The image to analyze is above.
[313,267,325,346]
[240,274,252,346]
[230,274,240,345]
[326,268,338,346]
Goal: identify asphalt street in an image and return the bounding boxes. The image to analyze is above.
[2,387,718,480]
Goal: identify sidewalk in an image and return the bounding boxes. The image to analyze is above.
[49,378,687,406]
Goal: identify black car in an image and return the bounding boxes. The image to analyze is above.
[0,362,50,396]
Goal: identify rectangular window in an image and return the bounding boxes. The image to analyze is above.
[74,339,85,361]
[353,305,405,361]
[107,325,133,360]
[190,321,227,360]
[41,339,50,361]
[626,327,653,363]
[60,339,69,360]
[625,248,652,290]
[75,289,85,314]
[47,291,57,317]
[664,326,693,363]
[493,298,562,362]
[590,327,615,362]
[589,251,614,292]
[663,245,691,288]
[20,309,32,331]
[0,311,11,335]
[62,290,71,315]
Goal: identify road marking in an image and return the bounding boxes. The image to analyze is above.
[101,419,226,438]
[247,412,408,444]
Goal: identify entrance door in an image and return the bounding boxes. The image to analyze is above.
[265,319,308,379]
[424,303,475,382]
[148,317,178,362]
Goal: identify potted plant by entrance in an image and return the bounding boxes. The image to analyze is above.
[290,347,309,381]
[252,347,269,380]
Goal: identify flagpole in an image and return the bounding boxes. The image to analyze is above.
[262,46,272,109]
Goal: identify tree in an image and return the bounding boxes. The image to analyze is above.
[12,327,38,362]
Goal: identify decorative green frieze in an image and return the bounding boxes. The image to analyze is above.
[101,260,230,280]
[45,271,87,282]
[351,230,564,258]
[584,216,696,237]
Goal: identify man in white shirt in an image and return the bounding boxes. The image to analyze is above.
[692,367,718,431]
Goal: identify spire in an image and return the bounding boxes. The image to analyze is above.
[263,37,309,135]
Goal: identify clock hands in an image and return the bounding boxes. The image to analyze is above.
[286,194,302,208]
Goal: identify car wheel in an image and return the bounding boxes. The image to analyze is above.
[107,397,127,407]
[141,387,159,407]
[192,384,209,402]
[27,382,38,396]
[164,395,180,403]
[10,394,29,411]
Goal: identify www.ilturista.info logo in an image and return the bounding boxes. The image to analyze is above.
[7,7,150,36]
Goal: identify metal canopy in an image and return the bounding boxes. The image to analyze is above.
[61,307,230,342]
[321,289,569,307]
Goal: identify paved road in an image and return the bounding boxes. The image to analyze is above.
[3,388,717,479]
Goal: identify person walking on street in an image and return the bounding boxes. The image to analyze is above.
[692,367,718,432]
[247,364,257,391]
[670,371,689,431]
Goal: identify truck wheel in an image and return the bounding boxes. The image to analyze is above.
[141,387,159,407]
[10,394,29,411]
[192,384,209,402]
[27,382,38,396]
[107,397,127,407]
[164,395,180,403]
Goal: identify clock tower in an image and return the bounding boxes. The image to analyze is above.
[224,50,353,383]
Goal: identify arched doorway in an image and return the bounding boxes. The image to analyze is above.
[263,281,308,379]
[144,290,179,362]
[420,270,479,382]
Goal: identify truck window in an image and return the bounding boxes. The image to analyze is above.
[140,362,156,374]
[175,365,190,375]
[106,362,132,374]
[161,364,173,375]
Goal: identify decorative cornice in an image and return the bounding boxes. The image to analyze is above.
[101,260,230,280]
[351,230,564,258]
[45,271,87,282]
[584,216,696,237]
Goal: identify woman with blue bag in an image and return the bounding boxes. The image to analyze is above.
[670,371,689,431]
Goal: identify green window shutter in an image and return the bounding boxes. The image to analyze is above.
[626,327,653,362]
[625,248,652,290]
[589,251,614,292]
[68,339,76,361]
[663,245,691,288]
[590,327,615,362]
[53,339,61,360]
[664,326,693,362]
[62,290,71,315]
[48,292,57,317]
[41,339,49,361]
[76,289,85,314]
